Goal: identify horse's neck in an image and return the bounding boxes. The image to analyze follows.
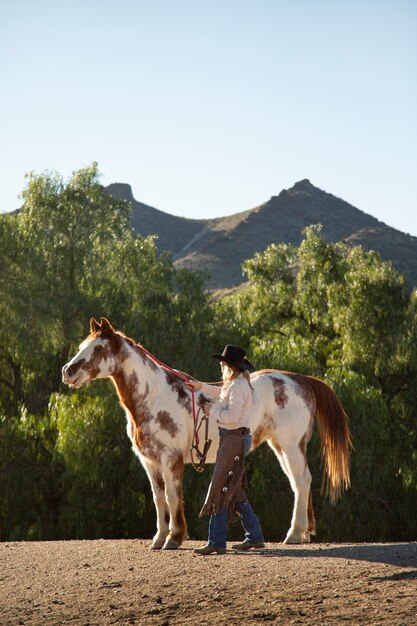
[111,343,163,418]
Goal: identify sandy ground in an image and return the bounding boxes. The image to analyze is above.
[0,540,416,626]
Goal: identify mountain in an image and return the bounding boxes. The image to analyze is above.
[105,183,210,255]
[106,180,417,290]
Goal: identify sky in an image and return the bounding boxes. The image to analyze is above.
[1,0,416,234]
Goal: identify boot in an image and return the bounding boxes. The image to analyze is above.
[194,544,226,555]
[232,540,265,551]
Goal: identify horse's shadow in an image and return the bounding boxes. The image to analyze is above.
[248,543,417,570]
[370,570,417,581]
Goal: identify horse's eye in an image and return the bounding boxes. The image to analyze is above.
[95,345,105,352]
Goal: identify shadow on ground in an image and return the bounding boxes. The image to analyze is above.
[254,543,417,568]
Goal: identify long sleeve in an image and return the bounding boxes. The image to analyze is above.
[209,378,251,429]
[200,382,222,399]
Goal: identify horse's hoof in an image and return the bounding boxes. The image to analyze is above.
[150,537,166,550]
[162,538,181,550]
[283,531,302,544]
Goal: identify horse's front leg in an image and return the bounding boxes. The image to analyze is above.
[142,458,170,550]
[161,451,187,550]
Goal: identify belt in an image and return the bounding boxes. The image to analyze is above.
[219,427,250,436]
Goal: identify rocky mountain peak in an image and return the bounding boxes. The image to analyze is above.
[105,183,134,202]
[291,179,313,191]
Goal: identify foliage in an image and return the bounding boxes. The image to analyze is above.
[219,225,417,540]
[51,389,154,539]
[0,169,416,542]
[0,409,60,540]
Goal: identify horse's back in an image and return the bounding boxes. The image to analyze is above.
[187,370,316,463]
[250,369,315,447]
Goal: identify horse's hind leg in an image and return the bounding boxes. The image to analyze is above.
[283,444,313,544]
[268,438,312,544]
[142,460,170,550]
[307,489,316,538]
[161,452,187,550]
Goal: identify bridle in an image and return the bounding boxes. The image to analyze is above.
[136,344,213,472]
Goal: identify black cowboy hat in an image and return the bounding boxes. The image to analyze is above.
[211,345,255,373]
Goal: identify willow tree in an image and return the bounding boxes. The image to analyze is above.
[213,225,417,540]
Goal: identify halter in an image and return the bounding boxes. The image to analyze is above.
[136,344,212,472]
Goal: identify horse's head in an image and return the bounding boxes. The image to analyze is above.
[62,317,122,388]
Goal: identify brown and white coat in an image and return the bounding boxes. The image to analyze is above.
[62,318,351,549]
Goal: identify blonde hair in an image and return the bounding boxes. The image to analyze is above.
[222,363,254,392]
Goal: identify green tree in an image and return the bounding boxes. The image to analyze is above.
[2,168,416,542]
[217,225,417,539]
[0,163,216,540]
[19,162,132,363]
[50,389,154,540]
[0,164,133,415]
[0,408,61,540]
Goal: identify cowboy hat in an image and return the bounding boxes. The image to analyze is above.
[210,345,255,372]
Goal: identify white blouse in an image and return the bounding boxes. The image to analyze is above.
[200,374,252,430]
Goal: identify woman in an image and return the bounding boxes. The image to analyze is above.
[188,344,265,555]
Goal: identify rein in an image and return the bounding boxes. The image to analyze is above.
[136,344,212,472]
[189,406,212,473]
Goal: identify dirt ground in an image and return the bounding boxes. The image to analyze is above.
[0,540,416,626]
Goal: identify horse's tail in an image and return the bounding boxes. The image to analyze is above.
[308,376,352,503]
[286,372,352,503]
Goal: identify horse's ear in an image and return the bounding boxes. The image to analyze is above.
[90,318,101,333]
[100,317,114,335]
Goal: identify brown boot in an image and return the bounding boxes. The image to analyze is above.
[194,544,226,555]
[232,540,265,551]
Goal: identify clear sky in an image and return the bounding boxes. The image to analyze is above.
[1,1,416,234]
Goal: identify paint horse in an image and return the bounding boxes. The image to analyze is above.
[62,318,351,549]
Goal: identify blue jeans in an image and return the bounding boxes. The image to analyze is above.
[207,433,265,548]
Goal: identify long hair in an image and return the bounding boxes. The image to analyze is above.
[222,363,254,392]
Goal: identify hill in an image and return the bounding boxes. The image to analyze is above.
[105,183,212,256]
[106,180,417,290]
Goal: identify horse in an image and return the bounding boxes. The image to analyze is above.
[62,317,351,549]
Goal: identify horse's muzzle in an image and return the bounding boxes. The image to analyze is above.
[62,362,82,386]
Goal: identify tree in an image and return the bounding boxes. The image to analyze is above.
[2,170,416,541]
[215,225,417,539]
[0,163,216,540]
[19,162,132,361]
[50,389,154,540]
